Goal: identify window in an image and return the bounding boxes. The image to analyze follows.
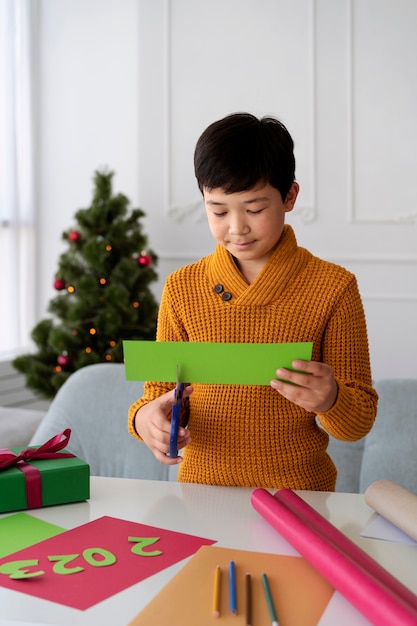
[0,0,36,358]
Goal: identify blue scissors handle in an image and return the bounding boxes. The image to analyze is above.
[169,378,184,458]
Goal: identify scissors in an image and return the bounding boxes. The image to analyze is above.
[169,365,184,458]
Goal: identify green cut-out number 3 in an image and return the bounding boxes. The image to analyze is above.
[128,536,163,556]
[0,559,44,579]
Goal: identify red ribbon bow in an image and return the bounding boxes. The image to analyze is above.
[0,429,75,508]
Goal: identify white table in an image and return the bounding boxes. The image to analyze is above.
[1,477,417,626]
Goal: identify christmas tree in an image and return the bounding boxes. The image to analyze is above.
[13,169,159,398]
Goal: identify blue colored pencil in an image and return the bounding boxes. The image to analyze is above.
[229,560,237,614]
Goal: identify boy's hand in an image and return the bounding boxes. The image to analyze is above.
[270,360,338,413]
[134,385,193,464]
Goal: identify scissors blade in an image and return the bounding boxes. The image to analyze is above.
[175,363,184,403]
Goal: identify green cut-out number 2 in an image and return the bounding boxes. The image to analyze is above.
[48,553,84,575]
[128,536,163,557]
[48,549,117,575]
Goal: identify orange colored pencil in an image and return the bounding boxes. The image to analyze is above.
[212,565,221,618]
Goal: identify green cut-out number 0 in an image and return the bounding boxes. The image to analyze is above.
[83,548,117,567]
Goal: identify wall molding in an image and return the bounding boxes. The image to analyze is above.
[347,0,417,225]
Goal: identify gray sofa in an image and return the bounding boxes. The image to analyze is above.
[2,364,416,494]
[0,405,46,449]
[328,378,417,494]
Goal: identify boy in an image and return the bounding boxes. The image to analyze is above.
[128,112,378,490]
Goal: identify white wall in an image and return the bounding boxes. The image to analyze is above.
[35,0,417,380]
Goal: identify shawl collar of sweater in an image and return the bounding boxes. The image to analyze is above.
[207,224,312,305]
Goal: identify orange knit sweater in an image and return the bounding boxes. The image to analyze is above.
[128,225,378,490]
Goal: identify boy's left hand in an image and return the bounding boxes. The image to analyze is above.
[270,360,338,413]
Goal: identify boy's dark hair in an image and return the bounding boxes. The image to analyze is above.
[194,112,296,200]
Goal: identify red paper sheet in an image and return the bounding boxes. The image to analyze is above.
[0,515,215,609]
[251,488,417,626]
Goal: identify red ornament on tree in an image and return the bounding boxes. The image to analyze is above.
[53,278,66,291]
[57,353,71,367]
[138,253,152,267]
[68,230,81,243]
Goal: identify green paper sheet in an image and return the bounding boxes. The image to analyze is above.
[123,340,313,385]
[0,512,66,558]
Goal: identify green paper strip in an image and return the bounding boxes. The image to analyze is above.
[123,340,313,386]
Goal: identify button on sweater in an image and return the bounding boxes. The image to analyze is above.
[128,225,378,490]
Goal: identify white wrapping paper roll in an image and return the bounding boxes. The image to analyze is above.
[365,479,417,542]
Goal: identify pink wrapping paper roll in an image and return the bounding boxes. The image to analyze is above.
[365,479,417,542]
[251,488,417,626]
[276,487,417,612]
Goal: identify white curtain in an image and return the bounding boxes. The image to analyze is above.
[0,0,36,358]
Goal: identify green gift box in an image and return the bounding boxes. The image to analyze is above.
[0,429,90,514]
